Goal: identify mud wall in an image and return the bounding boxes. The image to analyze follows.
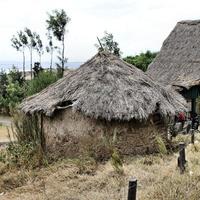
[43,108,167,157]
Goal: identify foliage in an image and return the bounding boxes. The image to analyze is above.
[5,112,47,169]
[46,9,70,41]
[46,9,70,77]
[24,27,38,79]
[5,82,25,110]
[25,70,58,96]
[7,66,25,86]
[11,31,28,77]
[95,31,122,57]
[0,66,58,114]
[0,70,8,98]
[123,50,157,71]
[33,62,43,78]
[35,33,44,63]
[46,32,57,70]
[5,142,46,169]
[0,67,25,114]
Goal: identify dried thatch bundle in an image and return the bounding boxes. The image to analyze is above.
[147,20,200,90]
[20,51,186,121]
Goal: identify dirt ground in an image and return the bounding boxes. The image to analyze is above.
[0,134,200,200]
[0,126,10,143]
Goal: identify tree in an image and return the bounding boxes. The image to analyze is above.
[11,31,28,78]
[0,70,8,98]
[95,31,122,57]
[46,9,71,77]
[0,67,25,114]
[123,50,158,72]
[46,32,57,71]
[24,28,37,79]
[35,34,43,65]
[8,66,25,86]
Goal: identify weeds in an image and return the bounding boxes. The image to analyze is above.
[1,112,47,169]
[155,135,168,155]
[72,156,97,175]
[111,149,123,174]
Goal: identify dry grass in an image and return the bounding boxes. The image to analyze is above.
[1,134,200,199]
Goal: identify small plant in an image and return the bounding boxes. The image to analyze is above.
[73,156,97,175]
[111,148,123,174]
[0,150,6,163]
[155,135,168,155]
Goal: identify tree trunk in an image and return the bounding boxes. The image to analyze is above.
[22,48,26,79]
[61,36,65,76]
[50,49,53,72]
[39,53,42,67]
[30,48,33,80]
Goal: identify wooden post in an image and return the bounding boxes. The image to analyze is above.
[191,129,195,144]
[128,178,137,200]
[178,142,186,174]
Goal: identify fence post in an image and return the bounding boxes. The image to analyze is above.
[177,142,186,174]
[128,178,137,200]
[191,129,194,144]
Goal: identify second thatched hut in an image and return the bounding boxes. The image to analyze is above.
[20,51,186,157]
[147,20,200,114]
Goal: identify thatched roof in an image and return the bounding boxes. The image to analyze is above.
[147,20,200,90]
[20,51,186,121]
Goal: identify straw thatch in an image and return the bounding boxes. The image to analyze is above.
[147,20,200,90]
[20,51,186,121]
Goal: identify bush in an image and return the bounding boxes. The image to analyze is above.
[4,112,47,169]
[26,71,58,96]
[123,51,157,72]
[6,142,45,169]
[0,67,25,114]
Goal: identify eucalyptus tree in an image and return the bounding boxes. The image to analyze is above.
[46,9,70,77]
[35,34,43,65]
[24,27,37,79]
[46,32,57,71]
[11,31,28,78]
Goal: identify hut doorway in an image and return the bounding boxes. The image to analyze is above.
[180,86,200,115]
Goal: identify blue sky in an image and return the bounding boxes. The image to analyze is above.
[0,0,200,64]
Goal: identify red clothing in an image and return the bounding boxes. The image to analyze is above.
[178,112,185,122]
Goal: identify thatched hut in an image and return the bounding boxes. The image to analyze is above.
[147,20,200,114]
[20,51,186,156]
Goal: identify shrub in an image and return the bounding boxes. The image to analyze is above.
[0,67,25,114]
[5,112,47,169]
[26,70,58,96]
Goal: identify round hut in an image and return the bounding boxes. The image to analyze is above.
[147,20,200,114]
[20,51,186,156]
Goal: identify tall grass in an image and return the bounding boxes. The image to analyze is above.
[5,112,47,168]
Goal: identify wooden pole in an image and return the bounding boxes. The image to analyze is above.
[178,142,186,174]
[128,178,137,200]
[191,129,195,144]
